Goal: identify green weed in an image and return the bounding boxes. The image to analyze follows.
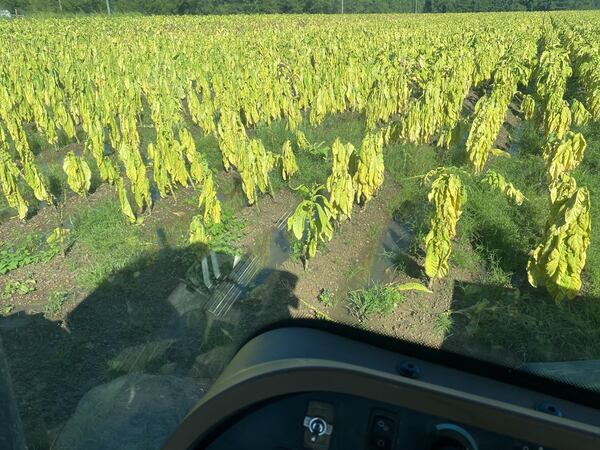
[205,207,246,255]
[2,278,36,299]
[435,312,453,336]
[348,284,405,321]
[289,236,305,263]
[383,249,407,274]
[0,196,13,223]
[44,291,68,317]
[0,235,58,275]
[460,172,545,276]
[253,118,292,152]
[188,129,225,173]
[27,130,49,155]
[303,141,330,159]
[291,113,365,187]
[478,250,512,286]
[294,147,331,187]
[318,288,336,308]
[1,304,13,316]
[45,163,68,199]
[306,112,366,149]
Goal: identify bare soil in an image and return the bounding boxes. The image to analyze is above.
[239,177,469,351]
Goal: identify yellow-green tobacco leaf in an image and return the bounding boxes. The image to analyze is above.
[63,151,91,196]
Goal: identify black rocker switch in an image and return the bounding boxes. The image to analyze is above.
[368,412,398,450]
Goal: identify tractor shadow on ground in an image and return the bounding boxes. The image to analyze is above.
[0,242,300,448]
[439,280,600,377]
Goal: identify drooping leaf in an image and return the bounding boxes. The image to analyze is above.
[63,151,91,197]
[481,170,526,205]
[424,174,465,280]
[527,175,591,302]
[394,282,433,294]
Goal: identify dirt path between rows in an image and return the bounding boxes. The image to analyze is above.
[238,177,455,350]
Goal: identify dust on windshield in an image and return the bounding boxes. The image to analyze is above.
[1,10,600,450]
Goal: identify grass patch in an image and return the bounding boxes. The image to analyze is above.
[216,175,248,210]
[344,265,366,282]
[291,112,366,188]
[189,128,225,173]
[518,121,546,157]
[435,312,453,336]
[385,142,441,253]
[44,291,69,318]
[230,113,368,191]
[348,284,405,321]
[72,199,146,287]
[384,127,548,288]
[384,141,439,184]
[383,249,407,273]
[303,112,366,150]
[368,223,382,239]
[1,304,13,316]
[293,148,330,187]
[480,251,512,286]
[253,117,292,153]
[458,163,546,277]
[170,204,246,276]
[450,240,482,272]
[46,163,68,199]
[26,129,50,156]
[451,283,600,362]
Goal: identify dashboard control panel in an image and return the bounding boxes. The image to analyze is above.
[164,325,600,450]
[205,391,551,450]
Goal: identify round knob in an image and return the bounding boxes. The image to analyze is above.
[307,417,328,442]
[432,424,478,450]
[308,417,327,436]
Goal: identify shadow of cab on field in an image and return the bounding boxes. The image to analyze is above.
[0,237,300,450]
[439,280,600,391]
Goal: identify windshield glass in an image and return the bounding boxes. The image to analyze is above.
[1,8,600,450]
